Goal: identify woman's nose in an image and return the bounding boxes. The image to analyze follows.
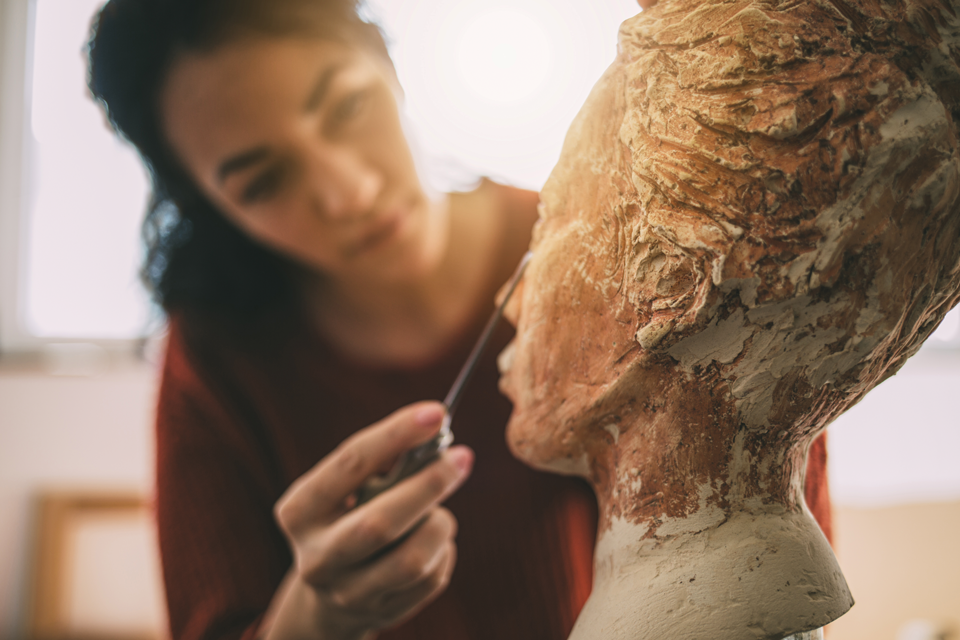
[308,145,382,220]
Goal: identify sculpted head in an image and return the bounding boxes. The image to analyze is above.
[499,0,960,527]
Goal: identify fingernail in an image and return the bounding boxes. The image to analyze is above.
[449,447,474,476]
[414,404,445,427]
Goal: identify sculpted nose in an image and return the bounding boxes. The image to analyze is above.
[309,146,382,220]
[500,275,525,329]
[499,251,533,328]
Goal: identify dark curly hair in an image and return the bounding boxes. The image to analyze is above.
[87,0,390,315]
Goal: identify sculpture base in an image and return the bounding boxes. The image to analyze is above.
[575,510,852,640]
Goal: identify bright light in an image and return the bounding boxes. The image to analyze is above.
[25,0,152,339]
[20,0,641,340]
[366,0,641,189]
[928,306,960,346]
[456,9,552,105]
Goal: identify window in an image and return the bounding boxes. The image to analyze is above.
[25,0,152,341]
[1,0,151,352]
[365,0,641,190]
[0,0,640,351]
[1,0,957,352]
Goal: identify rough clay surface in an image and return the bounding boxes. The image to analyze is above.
[498,0,960,638]
[577,510,844,639]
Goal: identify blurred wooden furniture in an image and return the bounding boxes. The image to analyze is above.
[28,491,166,640]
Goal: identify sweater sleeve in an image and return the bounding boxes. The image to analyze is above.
[155,320,292,640]
[805,431,832,544]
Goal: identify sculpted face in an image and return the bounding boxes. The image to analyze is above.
[499,65,641,477]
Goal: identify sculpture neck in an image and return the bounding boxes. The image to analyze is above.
[586,388,811,534]
[570,508,851,640]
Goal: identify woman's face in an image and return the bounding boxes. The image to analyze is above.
[160,38,443,283]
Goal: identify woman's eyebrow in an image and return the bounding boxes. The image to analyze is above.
[217,147,270,184]
[303,63,345,112]
[216,64,347,183]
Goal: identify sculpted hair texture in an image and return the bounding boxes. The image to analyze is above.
[87,0,390,314]
[589,0,960,431]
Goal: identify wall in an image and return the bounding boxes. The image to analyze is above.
[829,350,960,508]
[831,501,960,640]
[0,359,158,639]
[826,350,960,639]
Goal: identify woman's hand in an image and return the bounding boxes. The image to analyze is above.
[263,402,474,640]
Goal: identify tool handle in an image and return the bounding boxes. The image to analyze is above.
[355,414,454,506]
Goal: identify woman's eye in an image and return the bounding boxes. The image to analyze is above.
[331,90,368,125]
[241,165,285,204]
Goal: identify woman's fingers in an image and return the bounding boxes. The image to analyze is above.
[271,400,473,635]
[377,540,457,628]
[297,445,473,584]
[276,402,447,532]
[315,540,458,634]
[316,402,448,509]
[326,507,458,612]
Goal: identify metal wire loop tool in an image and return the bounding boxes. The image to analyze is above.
[356,251,533,505]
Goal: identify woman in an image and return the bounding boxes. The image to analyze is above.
[87,0,598,639]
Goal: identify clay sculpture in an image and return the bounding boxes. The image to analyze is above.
[498,0,960,637]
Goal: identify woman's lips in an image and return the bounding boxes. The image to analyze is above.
[345,209,406,257]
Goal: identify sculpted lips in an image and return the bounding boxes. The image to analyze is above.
[498,276,525,398]
[496,339,518,406]
[497,339,517,375]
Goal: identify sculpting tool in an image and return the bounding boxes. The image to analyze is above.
[356,251,533,505]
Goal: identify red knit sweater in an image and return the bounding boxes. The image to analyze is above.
[154,185,831,640]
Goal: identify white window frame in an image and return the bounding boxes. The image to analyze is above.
[0,0,37,354]
[0,0,146,356]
